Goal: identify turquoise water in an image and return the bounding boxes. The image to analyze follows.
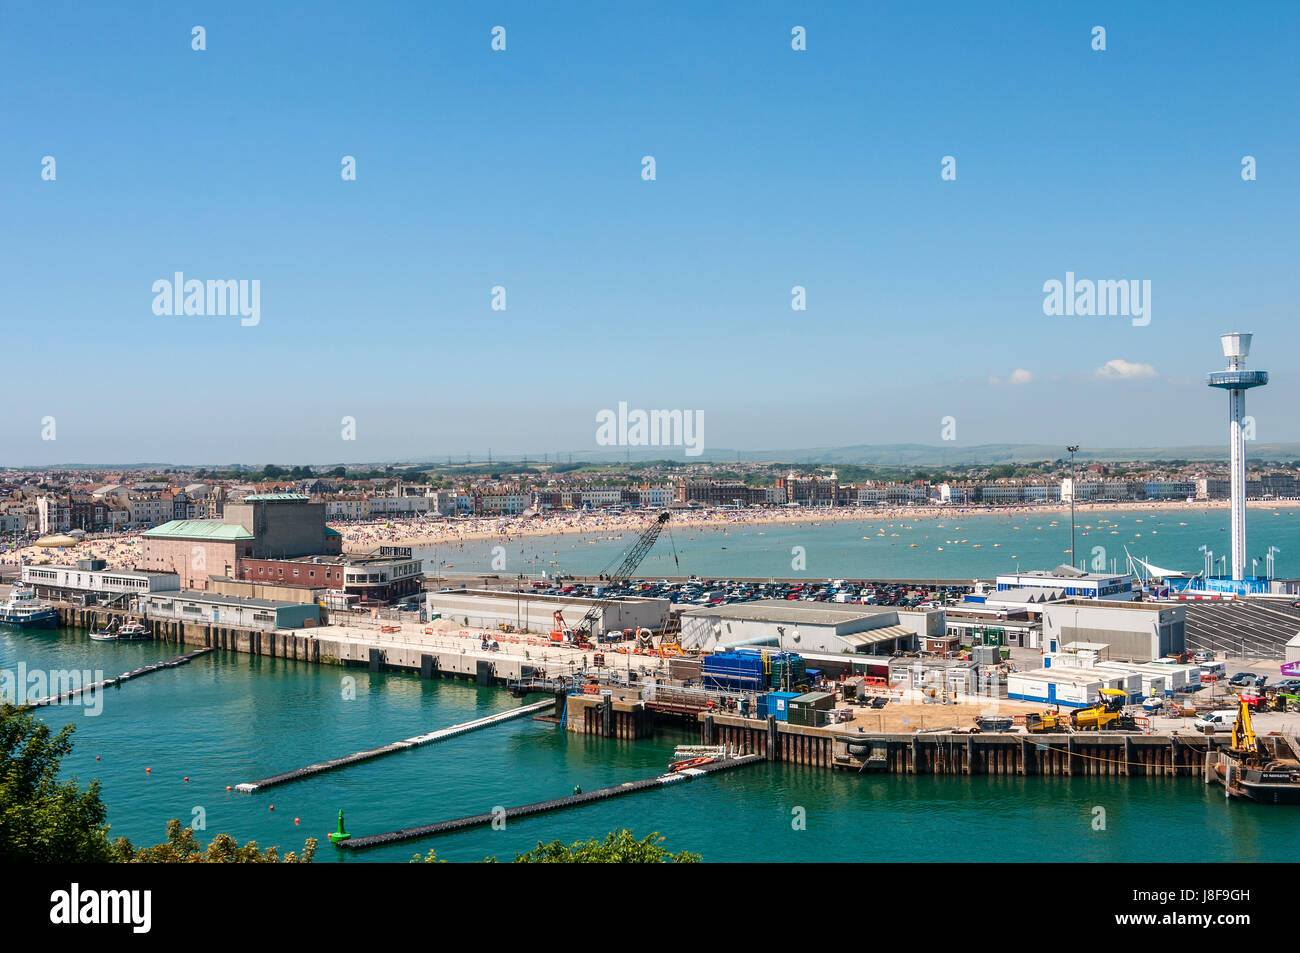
[5,625,1299,862]
[416,506,1300,581]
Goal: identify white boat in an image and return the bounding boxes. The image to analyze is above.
[0,585,59,629]
[115,620,151,641]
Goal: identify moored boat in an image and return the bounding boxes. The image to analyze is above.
[1232,762,1300,805]
[1207,697,1300,805]
[0,585,59,629]
[115,620,152,641]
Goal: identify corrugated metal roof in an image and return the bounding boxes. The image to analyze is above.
[839,625,911,647]
[144,589,305,610]
[141,520,254,540]
[993,587,1063,603]
[680,599,894,626]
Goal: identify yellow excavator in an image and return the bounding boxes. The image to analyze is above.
[1229,696,1265,762]
[1070,688,1138,731]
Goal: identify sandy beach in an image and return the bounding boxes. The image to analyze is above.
[332,498,1300,554]
[4,499,1296,567]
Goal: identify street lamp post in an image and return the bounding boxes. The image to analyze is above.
[1067,446,1080,568]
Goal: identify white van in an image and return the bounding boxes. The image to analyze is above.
[1194,710,1236,731]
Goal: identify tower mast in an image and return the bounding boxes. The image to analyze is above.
[1207,333,1268,582]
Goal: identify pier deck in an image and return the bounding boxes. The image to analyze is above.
[337,754,763,850]
[234,698,556,793]
[22,648,214,708]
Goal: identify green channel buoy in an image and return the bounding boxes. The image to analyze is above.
[328,808,350,843]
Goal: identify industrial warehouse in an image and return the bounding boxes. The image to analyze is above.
[677,600,936,657]
[426,587,670,639]
[142,589,320,631]
[1042,600,1186,661]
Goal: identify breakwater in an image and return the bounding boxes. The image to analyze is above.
[235,698,556,792]
[338,754,763,851]
[22,647,214,708]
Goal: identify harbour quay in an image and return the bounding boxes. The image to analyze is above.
[560,679,1300,777]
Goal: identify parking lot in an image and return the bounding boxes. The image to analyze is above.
[515,577,973,610]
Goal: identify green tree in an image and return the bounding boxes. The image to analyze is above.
[0,704,116,862]
[115,818,316,863]
[468,830,700,863]
[412,830,699,864]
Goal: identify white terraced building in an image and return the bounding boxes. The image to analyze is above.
[22,563,179,607]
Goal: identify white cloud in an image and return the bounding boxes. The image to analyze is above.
[990,368,1034,386]
[1096,359,1158,380]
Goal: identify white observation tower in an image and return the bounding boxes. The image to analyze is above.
[1207,332,1268,581]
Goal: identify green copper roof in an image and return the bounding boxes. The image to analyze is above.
[142,520,255,540]
[240,493,311,502]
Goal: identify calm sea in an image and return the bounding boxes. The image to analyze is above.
[5,622,1298,863]
[414,505,1300,582]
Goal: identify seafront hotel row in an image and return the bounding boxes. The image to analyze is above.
[13,472,1300,537]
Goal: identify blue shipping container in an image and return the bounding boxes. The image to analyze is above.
[757,690,800,721]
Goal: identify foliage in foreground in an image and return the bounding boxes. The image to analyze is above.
[113,818,316,864]
[0,704,116,862]
[412,829,701,863]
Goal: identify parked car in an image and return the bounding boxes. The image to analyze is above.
[1228,672,1266,689]
[1193,650,1215,663]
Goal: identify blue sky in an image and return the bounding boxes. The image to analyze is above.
[2,1,1297,465]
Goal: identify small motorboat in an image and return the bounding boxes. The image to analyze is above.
[115,621,151,641]
[669,756,715,772]
[90,618,120,641]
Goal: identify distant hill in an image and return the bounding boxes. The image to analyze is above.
[730,443,1300,467]
[11,443,1300,471]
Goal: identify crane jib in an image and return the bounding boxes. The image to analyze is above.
[571,511,671,637]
